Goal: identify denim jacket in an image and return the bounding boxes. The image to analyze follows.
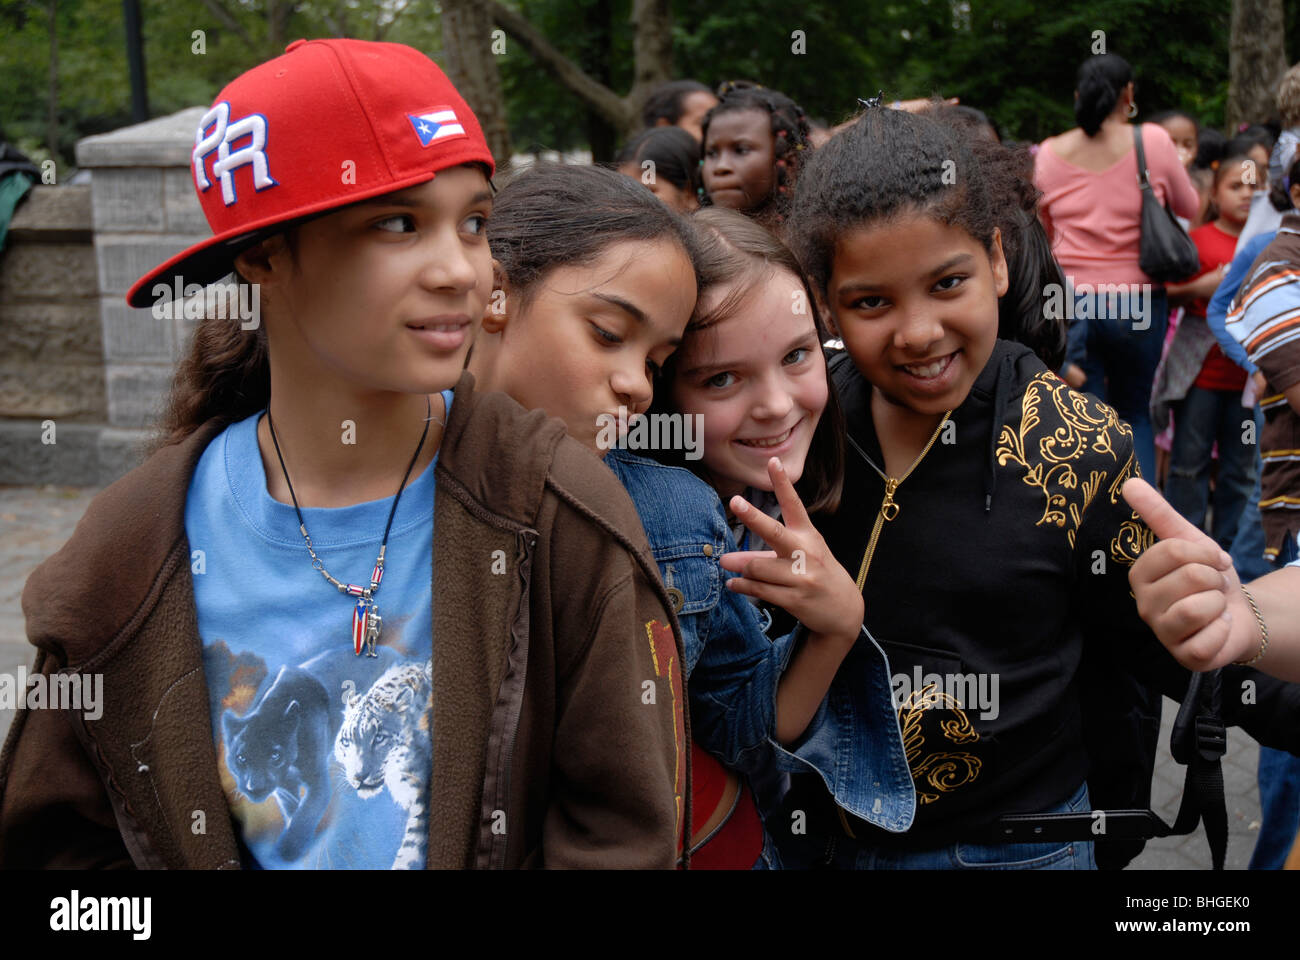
[603,448,917,835]
[603,450,783,730]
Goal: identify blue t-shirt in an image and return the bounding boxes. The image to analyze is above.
[185,391,450,869]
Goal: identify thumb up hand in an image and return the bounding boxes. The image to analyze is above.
[1122,477,1257,670]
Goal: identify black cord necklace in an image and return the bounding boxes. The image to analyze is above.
[266,393,431,657]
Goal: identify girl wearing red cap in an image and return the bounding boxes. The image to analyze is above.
[0,39,688,870]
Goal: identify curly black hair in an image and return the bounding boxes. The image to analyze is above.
[700,82,813,230]
[787,104,997,301]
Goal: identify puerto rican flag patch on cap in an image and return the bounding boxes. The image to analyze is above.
[408,107,467,147]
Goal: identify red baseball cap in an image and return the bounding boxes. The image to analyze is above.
[126,38,495,308]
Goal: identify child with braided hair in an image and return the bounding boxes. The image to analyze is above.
[701,81,813,233]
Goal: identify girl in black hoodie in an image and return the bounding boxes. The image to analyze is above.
[770,103,1300,870]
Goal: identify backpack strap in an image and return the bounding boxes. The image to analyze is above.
[1167,669,1229,869]
[981,669,1229,868]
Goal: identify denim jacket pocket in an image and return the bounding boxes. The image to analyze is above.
[654,548,721,616]
[653,548,721,677]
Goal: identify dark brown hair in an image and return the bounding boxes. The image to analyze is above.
[1074,54,1133,137]
[649,206,844,516]
[787,104,997,301]
[1205,152,1254,223]
[614,126,704,200]
[641,79,714,128]
[487,162,707,311]
[152,262,276,451]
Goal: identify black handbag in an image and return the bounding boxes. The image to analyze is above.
[1134,125,1201,283]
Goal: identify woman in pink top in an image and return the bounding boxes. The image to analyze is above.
[1034,54,1199,481]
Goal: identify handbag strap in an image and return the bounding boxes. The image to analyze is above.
[1132,124,1153,191]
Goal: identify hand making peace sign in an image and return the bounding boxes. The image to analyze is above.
[719,456,864,645]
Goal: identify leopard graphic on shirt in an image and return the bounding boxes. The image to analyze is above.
[215,644,431,868]
[335,659,433,870]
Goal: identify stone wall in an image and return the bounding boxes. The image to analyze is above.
[0,185,111,484]
[0,107,209,486]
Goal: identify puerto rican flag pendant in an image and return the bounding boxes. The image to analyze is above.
[352,598,369,656]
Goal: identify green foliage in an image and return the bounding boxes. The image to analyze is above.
[498,0,635,155]
[0,0,443,171]
[0,0,1291,170]
[495,0,1259,158]
[670,0,1239,143]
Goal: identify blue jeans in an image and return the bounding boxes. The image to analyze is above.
[810,782,1096,870]
[1076,288,1170,481]
[1229,408,1271,582]
[1166,386,1258,550]
[1249,533,1300,869]
[1252,748,1300,870]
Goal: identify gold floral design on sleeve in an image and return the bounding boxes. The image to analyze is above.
[995,372,1150,564]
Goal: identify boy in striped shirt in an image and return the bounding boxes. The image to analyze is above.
[1226,190,1300,566]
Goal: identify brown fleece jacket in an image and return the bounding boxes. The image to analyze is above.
[0,371,690,869]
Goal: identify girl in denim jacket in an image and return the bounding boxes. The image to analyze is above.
[469,164,869,866]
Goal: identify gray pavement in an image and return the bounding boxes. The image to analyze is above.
[0,484,1267,868]
[0,485,102,748]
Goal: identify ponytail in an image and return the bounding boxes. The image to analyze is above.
[1000,209,1068,370]
[1074,54,1133,137]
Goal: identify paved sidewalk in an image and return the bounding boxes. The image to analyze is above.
[0,485,102,747]
[0,484,1268,868]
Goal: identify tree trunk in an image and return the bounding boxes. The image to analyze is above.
[442,0,512,165]
[486,0,673,141]
[582,0,617,161]
[46,0,58,162]
[627,0,672,136]
[267,0,297,56]
[1226,0,1288,131]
